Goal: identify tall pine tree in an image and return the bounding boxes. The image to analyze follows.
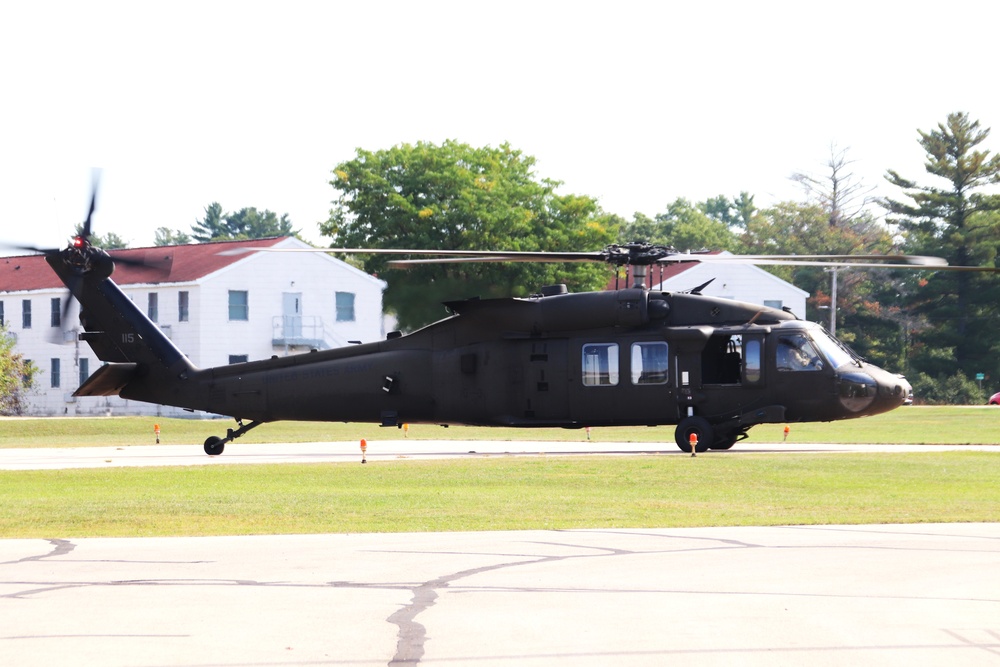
[882,112,1000,384]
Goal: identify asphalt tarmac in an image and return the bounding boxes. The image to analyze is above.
[3,525,1000,666]
[2,442,999,666]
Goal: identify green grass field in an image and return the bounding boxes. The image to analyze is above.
[1,453,997,538]
[1,408,997,538]
[1,405,999,448]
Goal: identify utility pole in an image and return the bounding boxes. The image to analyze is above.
[824,266,839,337]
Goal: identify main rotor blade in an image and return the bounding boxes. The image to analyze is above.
[387,256,549,269]
[664,256,1000,272]
[673,253,949,266]
[216,244,999,273]
[218,247,605,261]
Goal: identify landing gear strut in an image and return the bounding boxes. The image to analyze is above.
[203,419,264,456]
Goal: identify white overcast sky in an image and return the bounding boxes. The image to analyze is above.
[1,0,997,255]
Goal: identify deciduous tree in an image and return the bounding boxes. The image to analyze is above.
[0,324,36,415]
[322,140,619,330]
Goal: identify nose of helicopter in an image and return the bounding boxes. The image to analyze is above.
[837,366,912,415]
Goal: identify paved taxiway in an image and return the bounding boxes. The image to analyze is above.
[3,525,1000,666]
[2,442,999,665]
[1,439,999,470]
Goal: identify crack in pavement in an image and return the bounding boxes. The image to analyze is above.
[385,540,637,666]
[1,538,75,565]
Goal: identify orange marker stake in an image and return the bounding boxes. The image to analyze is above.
[154,423,160,444]
[360,438,368,464]
[783,425,790,442]
[689,432,698,457]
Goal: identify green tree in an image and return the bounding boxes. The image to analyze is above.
[321,140,619,330]
[0,324,36,415]
[191,203,298,242]
[738,199,904,369]
[619,198,737,250]
[76,225,128,249]
[699,191,757,229]
[154,227,192,246]
[882,112,1000,380]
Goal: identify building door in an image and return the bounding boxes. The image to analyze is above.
[283,292,302,339]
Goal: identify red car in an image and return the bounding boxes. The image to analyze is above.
[991,392,1000,405]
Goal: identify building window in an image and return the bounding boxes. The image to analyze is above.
[335,291,355,322]
[148,293,158,323]
[51,358,60,388]
[0,300,4,327]
[79,358,90,387]
[582,343,619,386]
[630,342,669,385]
[22,300,31,329]
[228,290,249,321]
[229,355,248,364]
[51,298,62,327]
[178,291,189,322]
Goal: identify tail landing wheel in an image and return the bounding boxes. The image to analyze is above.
[202,419,264,456]
[204,436,225,456]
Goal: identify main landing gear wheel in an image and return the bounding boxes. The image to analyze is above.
[204,436,225,456]
[674,416,713,453]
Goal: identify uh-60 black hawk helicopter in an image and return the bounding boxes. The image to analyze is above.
[19,190,1000,455]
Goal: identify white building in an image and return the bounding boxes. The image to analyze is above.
[647,251,808,317]
[0,237,387,416]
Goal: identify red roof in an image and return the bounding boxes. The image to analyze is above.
[0,237,288,293]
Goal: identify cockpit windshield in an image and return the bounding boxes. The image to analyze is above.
[811,328,858,369]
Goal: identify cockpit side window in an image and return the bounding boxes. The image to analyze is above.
[776,333,823,372]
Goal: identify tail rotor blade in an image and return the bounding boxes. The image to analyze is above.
[81,170,100,241]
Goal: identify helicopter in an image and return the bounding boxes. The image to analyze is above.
[16,191,1000,454]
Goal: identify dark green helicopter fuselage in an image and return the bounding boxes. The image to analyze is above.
[60,250,911,452]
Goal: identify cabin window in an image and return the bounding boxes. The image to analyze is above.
[178,291,189,322]
[582,343,619,386]
[631,342,669,385]
[50,358,60,388]
[745,339,762,383]
[51,298,61,327]
[335,291,355,322]
[148,293,158,323]
[764,300,783,310]
[228,290,249,321]
[702,334,743,384]
[79,358,90,387]
[776,333,822,371]
[229,355,249,364]
[22,300,31,329]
